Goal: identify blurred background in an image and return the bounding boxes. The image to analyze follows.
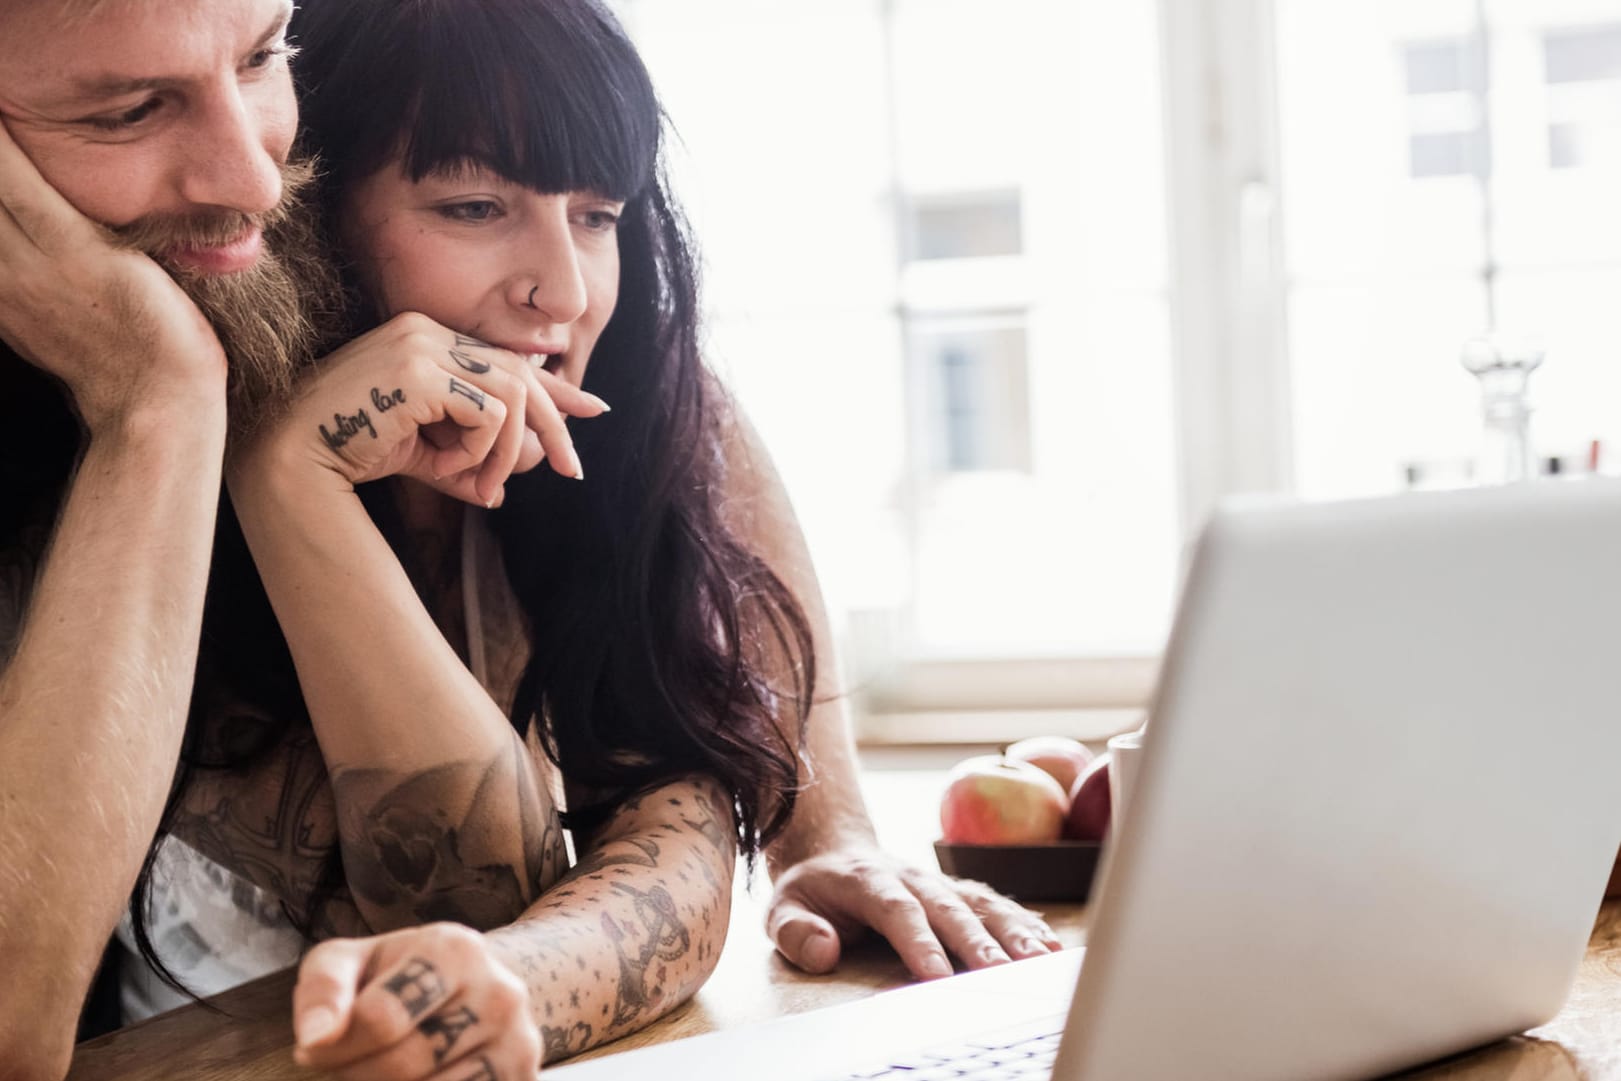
[609,0,1621,741]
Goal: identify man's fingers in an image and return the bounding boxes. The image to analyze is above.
[846,884,954,980]
[907,876,1012,971]
[294,938,370,1049]
[954,881,1061,958]
[766,899,844,974]
[0,118,92,249]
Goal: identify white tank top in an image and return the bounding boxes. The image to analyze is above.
[114,507,526,1021]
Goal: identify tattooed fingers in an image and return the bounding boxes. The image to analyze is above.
[294,924,540,1081]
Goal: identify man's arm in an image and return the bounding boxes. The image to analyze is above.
[0,126,230,1079]
[717,403,1064,980]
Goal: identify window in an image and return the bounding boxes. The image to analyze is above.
[1402,37,1487,179]
[1544,25,1621,169]
[907,190,1024,261]
[913,314,1030,474]
[620,0,1179,674]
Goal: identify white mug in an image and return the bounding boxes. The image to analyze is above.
[1106,728,1146,846]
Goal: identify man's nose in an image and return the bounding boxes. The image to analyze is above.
[173,85,284,218]
[510,211,589,324]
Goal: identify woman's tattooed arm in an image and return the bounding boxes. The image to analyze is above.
[171,725,569,937]
[328,726,569,932]
[483,774,738,1063]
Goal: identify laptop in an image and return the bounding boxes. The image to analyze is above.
[550,479,1621,1081]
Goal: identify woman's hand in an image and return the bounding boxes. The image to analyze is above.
[0,121,226,433]
[240,311,607,508]
[293,924,540,1081]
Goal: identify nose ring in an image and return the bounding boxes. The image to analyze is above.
[525,285,539,309]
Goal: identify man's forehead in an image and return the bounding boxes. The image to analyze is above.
[0,0,291,101]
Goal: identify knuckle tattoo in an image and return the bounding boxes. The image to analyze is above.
[418,1004,479,1065]
[382,957,446,1021]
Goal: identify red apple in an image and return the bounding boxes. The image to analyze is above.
[1005,735,1096,794]
[939,755,1069,844]
[1063,755,1112,841]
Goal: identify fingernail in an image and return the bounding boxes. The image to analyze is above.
[526,353,546,372]
[982,945,1011,965]
[586,393,611,413]
[1016,937,1049,956]
[571,452,585,480]
[923,953,952,979]
[296,1006,338,1046]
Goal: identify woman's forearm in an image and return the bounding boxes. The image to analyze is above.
[483,776,737,1063]
[227,462,565,932]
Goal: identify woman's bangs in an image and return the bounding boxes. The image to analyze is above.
[397,1,660,202]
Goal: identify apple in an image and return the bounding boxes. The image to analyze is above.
[1064,755,1112,842]
[1005,735,1096,794]
[939,755,1069,845]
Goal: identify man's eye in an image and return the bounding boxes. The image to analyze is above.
[84,98,162,132]
[436,201,501,223]
[245,43,295,71]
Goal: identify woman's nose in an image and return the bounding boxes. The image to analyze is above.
[509,211,588,324]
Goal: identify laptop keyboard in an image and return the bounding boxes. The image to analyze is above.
[833,1019,1063,1080]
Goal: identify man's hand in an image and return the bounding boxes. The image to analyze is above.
[0,121,225,433]
[766,846,1065,981]
[293,924,541,1081]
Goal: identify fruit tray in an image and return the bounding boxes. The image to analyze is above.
[933,839,1103,902]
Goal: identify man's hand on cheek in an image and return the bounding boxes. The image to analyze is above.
[766,845,1064,981]
[0,119,226,432]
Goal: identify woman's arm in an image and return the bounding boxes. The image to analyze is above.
[716,404,1063,979]
[224,314,601,932]
[288,775,736,1080]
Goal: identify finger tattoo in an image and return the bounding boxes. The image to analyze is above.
[448,377,487,411]
[449,348,492,375]
[419,1005,480,1065]
[383,958,447,1020]
[461,1054,499,1081]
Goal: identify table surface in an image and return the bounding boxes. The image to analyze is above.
[65,765,1621,1081]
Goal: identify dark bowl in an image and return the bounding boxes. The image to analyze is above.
[933,839,1104,902]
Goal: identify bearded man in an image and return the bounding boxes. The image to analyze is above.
[0,2,333,1075]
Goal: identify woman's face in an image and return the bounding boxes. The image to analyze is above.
[342,158,625,387]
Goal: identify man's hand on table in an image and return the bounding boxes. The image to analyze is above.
[292,923,540,1081]
[766,845,1065,981]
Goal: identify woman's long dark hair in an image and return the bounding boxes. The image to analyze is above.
[289,0,814,843]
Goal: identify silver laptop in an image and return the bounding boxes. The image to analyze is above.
[551,479,1621,1081]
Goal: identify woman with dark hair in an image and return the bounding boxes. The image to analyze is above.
[153,0,824,1075]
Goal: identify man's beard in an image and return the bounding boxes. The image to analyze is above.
[109,157,347,438]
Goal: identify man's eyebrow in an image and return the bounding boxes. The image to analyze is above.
[57,4,294,106]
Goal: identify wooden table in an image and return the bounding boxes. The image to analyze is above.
[65,765,1621,1080]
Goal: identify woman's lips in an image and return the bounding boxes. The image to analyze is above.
[164,227,264,275]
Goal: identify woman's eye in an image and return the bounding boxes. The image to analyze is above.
[84,98,163,133]
[578,209,621,232]
[437,201,501,223]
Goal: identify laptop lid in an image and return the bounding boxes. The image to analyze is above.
[1057,480,1621,1081]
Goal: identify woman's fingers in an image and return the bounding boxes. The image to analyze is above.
[517,368,584,480]
[294,924,539,1081]
[473,371,528,504]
